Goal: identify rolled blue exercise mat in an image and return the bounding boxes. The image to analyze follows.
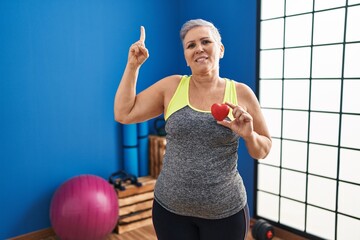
[137,121,149,176]
[122,123,138,147]
[138,137,149,176]
[137,121,149,137]
[123,147,139,177]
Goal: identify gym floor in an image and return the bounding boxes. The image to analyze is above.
[117,224,280,240]
[11,221,306,240]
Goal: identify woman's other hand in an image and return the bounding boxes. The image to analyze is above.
[217,102,254,139]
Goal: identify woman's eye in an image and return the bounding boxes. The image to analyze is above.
[187,43,196,49]
[202,40,211,45]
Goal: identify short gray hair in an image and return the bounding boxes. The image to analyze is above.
[180,19,222,44]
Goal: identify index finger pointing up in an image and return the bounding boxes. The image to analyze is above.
[140,26,145,42]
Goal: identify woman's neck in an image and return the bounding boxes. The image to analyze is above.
[188,74,226,110]
[190,72,222,89]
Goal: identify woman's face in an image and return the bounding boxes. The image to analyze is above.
[183,26,224,75]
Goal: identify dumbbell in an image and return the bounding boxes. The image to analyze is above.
[252,219,275,240]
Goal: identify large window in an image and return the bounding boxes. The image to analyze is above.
[256,1,360,239]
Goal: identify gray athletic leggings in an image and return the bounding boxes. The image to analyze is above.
[152,200,250,240]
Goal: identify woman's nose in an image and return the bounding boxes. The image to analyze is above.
[195,44,204,53]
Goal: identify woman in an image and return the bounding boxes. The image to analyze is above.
[114,19,271,240]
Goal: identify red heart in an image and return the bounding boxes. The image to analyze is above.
[211,103,230,121]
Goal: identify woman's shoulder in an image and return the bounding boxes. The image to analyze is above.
[232,80,252,91]
[156,74,188,92]
[230,80,254,95]
[231,80,259,111]
[160,74,184,81]
[157,74,183,86]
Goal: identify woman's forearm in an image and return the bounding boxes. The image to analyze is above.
[243,132,272,160]
[114,64,140,123]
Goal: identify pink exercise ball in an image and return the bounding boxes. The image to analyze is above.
[50,174,119,240]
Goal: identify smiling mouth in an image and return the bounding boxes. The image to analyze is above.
[195,57,208,63]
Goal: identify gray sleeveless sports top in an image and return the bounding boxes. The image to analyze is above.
[154,75,247,219]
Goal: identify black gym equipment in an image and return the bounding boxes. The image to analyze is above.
[108,170,142,191]
[252,219,275,240]
[154,118,166,136]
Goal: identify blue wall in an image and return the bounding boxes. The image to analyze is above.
[0,0,257,238]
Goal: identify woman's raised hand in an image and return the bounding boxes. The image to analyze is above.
[128,26,149,67]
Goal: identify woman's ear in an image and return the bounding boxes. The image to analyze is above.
[220,44,225,59]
